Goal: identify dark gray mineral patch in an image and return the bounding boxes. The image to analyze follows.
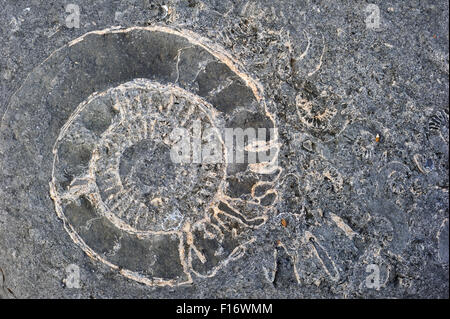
[0,0,448,298]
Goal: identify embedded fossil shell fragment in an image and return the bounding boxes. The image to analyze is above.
[2,26,280,286]
[294,87,348,143]
[428,110,449,133]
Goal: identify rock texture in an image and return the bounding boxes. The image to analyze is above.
[0,0,448,298]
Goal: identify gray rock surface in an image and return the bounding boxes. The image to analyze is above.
[0,0,448,298]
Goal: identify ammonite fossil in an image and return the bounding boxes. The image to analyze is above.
[3,26,280,286]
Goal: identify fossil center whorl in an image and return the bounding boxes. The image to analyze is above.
[63,79,226,233]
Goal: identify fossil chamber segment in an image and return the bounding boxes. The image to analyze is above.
[4,26,284,286]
